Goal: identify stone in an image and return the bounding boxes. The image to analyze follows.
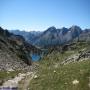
[72,79,79,85]
[34,75,38,79]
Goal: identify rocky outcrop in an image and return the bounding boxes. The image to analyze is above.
[61,50,90,65]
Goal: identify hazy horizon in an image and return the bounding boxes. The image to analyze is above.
[0,0,90,31]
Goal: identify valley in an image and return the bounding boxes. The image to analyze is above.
[0,0,90,89]
[0,26,90,90]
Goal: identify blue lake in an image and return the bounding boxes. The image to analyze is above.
[31,54,41,61]
[31,49,48,61]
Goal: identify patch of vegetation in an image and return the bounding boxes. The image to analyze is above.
[29,58,90,90]
[29,42,90,90]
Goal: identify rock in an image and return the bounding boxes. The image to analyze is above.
[72,79,79,85]
[88,83,90,88]
[34,75,38,79]
[61,49,90,65]
[53,70,56,73]
[7,68,14,72]
[64,82,67,85]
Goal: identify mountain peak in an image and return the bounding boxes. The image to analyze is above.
[61,27,69,35]
[70,25,81,30]
[47,26,56,31]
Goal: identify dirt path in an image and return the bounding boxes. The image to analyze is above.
[19,72,35,90]
[0,72,35,90]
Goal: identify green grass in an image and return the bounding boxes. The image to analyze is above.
[0,70,20,85]
[29,42,90,90]
[29,59,90,90]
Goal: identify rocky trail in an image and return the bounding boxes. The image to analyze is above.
[0,71,35,90]
[19,72,36,90]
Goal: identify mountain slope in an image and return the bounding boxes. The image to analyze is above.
[29,41,90,90]
[0,27,41,71]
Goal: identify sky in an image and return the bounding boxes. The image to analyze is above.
[0,0,90,31]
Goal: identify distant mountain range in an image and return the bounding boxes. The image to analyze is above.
[9,30,42,44]
[10,25,90,47]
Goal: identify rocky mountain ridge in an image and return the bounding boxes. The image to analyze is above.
[10,25,90,47]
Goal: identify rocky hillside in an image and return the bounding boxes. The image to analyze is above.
[0,27,41,71]
[29,41,90,90]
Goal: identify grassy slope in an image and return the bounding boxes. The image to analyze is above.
[29,42,90,90]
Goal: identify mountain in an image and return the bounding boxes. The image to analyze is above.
[10,26,90,48]
[0,27,41,71]
[34,25,82,47]
[9,30,42,44]
[78,29,90,42]
[69,25,82,38]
